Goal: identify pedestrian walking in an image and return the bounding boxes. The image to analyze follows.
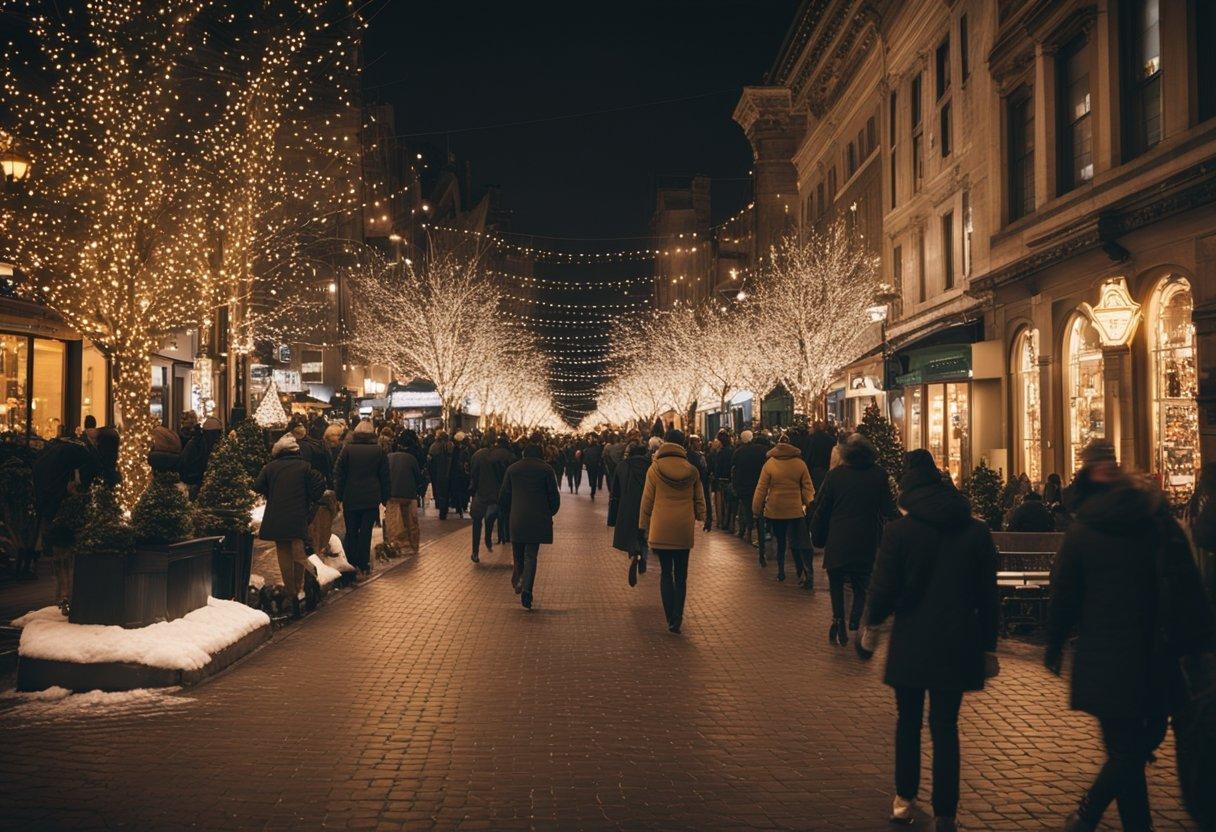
[611,441,651,586]
[731,430,770,562]
[450,432,472,518]
[638,430,706,634]
[1046,440,1215,832]
[711,429,734,531]
[386,441,424,557]
[426,430,455,519]
[811,432,898,644]
[179,416,222,499]
[687,435,713,532]
[752,436,815,587]
[253,434,326,618]
[334,419,389,575]
[468,434,513,562]
[857,449,1000,831]
[1003,491,1055,532]
[499,442,561,609]
[808,421,836,491]
[563,442,583,494]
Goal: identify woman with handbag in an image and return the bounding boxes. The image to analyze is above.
[1046,440,1216,832]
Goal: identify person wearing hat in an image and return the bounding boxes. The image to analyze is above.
[253,433,326,618]
[334,419,389,575]
[638,429,706,633]
[179,416,224,498]
[856,448,999,831]
[1046,439,1215,832]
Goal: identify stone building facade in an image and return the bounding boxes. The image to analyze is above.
[733,0,1216,496]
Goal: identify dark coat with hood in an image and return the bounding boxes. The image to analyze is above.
[1047,472,1216,718]
[582,442,603,474]
[32,437,98,519]
[253,444,326,542]
[811,435,898,572]
[179,425,222,487]
[611,448,650,553]
[469,444,514,508]
[563,445,582,476]
[866,464,999,691]
[499,455,561,544]
[730,436,770,497]
[427,437,454,496]
[1004,495,1055,532]
[387,450,424,501]
[334,432,389,510]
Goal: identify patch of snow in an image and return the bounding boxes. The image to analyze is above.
[17,598,270,671]
[250,500,266,532]
[0,686,192,720]
[308,554,342,588]
[249,573,266,591]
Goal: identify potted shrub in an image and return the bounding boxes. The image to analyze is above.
[0,453,38,577]
[69,482,142,626]
[231,418,269,480]
[130,470,217,621]
[195,435,257,603]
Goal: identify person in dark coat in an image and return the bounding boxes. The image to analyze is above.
[582,437,604,500]
[499,443,561,609]
[468,435,513,562]
[448,432,472,517]
[602,432,626,494]
[711,430,734,532]
[1046,441,1216,832]
[386,443,423,556]
[858,449,1000,829]
[563,442,583,494]
[253,434,326,617]
[1003,491,1055,532]
[179,417,223,498]
[731,430,770,558]
[426,430,455,519]
[807,421,837,491]
[147,424,182,473]
[687,435,713,533]
[611,442,651,579]
[334,420,389,575]
[32,431,99,549]
[811,432,898,644]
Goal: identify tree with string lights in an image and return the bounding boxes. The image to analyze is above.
[750,219,885,419]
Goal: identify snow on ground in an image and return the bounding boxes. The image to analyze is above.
[0,685,192,721]
[308,554,343,588]
[14,598,269,670]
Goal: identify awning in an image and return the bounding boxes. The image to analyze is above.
[893,344,972,387]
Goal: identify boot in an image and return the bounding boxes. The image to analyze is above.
[829,618,848,646]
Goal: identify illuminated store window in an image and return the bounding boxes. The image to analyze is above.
[1150,276,1197,501]
[946,382,970,485]
[907,385,923,451]
[31,338,65,439]
[0,334,28,434]
[81,338,108,426]
[1012,328,1042,483]
[1067,313,1105,473]
[927,383,945,470]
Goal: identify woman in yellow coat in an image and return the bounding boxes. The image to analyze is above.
[753,436,816,587]
[639,431,707,634]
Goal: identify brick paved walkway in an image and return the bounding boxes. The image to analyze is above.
[0,492,1198,831]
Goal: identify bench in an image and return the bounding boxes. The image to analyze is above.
[992,532,1064,636]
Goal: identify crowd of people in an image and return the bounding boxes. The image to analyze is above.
[5,408,1215,832]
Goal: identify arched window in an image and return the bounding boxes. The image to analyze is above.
[1150,275,1198,501]
[1012,328,1041,483]
[1066,313,1105,474]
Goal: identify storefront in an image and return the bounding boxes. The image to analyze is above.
[894,345,974,484]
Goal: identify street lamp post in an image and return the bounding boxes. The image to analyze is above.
[1,147,32,189]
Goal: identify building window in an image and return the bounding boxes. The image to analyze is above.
[1066,313,1105,474]
[940,103,952,157]
[889,91,899,208]
[937,38,952,158]
[847,142,857,176]
[1013,328,1042,483]
[936,38,951,99]
[917,227,927,302]
[893,245,903,294]
[1007,87,1035,221]
[960,13,970,82]
[889,90,898,145]
[828,166,837,199]
[1197,0,1215,123]
[942,211,955,290]
[911,73,924,192]
[1058,34,1094,192]
[1150,275,1198,502]
[866,116,877,157]
[1122,0,1162,159]
[0,333,28,433]
[816,182,825,216]
[962,189,973,276]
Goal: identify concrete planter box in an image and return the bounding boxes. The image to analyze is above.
[70,537,221,628]
[211,530,255,603]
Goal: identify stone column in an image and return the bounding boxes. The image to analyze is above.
[733,87,806,263]
[1103,344,1136,466]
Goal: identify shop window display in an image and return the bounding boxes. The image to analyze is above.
[946,382,970,484]
[0,334,28,433]
[1067,313,1105,473]
[31,338,65,438]
[927,384,945,469]
[1012,328,1042,483]
[907,386,923,451]
[1151,276,1197,501]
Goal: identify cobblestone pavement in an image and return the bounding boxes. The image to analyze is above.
[0,491,1198,831]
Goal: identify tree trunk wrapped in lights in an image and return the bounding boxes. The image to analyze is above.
[751,220,886,419]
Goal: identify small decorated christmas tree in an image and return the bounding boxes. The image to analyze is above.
[857,404,904,485]
[964,459,1004,530]
[232,417,270,480]
[195,435,255,535]
[130,471,195,544]
[77,481,136,557]
[254,379,289,428]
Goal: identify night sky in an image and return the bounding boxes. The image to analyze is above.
[362,0,799,239]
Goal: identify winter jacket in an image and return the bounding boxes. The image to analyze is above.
[1047,474,1216,718]
[32,437,99,519]
[387,451,424,501]
[334,433,389,510]
[712,443,734,479]
[687,448,711,502]
[612,452,650,553]
[253,449,326,542]
[639,443,706,550]
[563,445,582,475]
[179,427,222,487]
[752,442,815,520]
[1004,497,1055,532]
[449,442,471,499]
[730,437,770,497]
[469,445,513,507]
[811,435,898,572]
[427,438,454,495]
[499,457,561,544]
[582,443,603,474]
[808,430,836,472]
[602,441,626,480]
[298,433,332,490]
[866,465,999,692]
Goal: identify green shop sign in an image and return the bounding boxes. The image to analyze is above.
[893,344,972,387]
